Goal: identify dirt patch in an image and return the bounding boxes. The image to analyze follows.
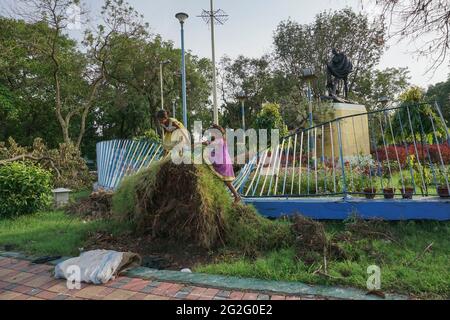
[66,190,113,220]
[84,230,213,270]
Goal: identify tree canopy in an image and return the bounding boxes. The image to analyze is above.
[0,0,212,159]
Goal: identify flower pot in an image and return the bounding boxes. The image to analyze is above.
[383,188,395,199]
[401,187,414,199]
[437,186,450,198]
[363,187,377,199]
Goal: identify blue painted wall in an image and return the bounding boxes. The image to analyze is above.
[244,198,450,221]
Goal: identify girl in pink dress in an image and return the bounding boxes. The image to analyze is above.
[204,124,241,203]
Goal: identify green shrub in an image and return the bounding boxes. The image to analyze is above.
[135,128,161,143]
[254,103,288,138]
[0,162,52,218]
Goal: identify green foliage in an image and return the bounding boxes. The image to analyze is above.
[135,128,161,143]
[400,86,423,102]
[0,137,92,190]
[390,87,443,143]
[0,18,67,149]
[399,175,414,188]
[273,9,385,100]
[219,55,277,128]
[0,4,212,159]
[97,34,212,142]
[353,67,410,110]
[437,171,449,186]
[426,76,450,124]
[0,84,16,120]
[254,103,288,138]
[220,8,382,128]
[0,162,52,218]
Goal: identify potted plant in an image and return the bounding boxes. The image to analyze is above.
[399,176,414,199]
[361,176,377,199]
[382,178,395,199]
[437,174,449,198]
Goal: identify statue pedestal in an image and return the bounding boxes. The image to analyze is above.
[322,103,370,159]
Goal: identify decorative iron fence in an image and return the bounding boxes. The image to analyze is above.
[240,102,450,199]
[96,139,163,190]
[95,138,258,192]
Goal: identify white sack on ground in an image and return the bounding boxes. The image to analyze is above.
[54,249,141,284]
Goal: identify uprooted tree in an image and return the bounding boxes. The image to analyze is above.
[0,137,91,189]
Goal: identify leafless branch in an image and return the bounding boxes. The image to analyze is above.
[373,0,450,73]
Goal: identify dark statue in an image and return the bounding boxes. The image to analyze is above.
[326,48,353,101]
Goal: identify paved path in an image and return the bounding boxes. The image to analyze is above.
[0,257,323,300]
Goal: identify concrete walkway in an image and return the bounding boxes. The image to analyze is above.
[0,257,324,300]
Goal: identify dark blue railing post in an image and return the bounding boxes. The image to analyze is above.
[337,120,348,199]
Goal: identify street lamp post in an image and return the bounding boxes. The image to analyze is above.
[301,68,316,129]
[301,68,317,152]
[175,12,189,128]
[159,59,171,110]
[172,98,178,118]
[237,91,247,131]
[378,96,390,109]
[209,0,218,125]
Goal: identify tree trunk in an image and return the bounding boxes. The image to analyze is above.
[76,77,103,149]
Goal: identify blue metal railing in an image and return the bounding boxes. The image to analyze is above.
[95,138,256,192]
[96,139,163,190]
[95,103,449,197]
[241,102,450,198]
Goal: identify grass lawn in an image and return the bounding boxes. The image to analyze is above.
[0,210,126,256]
[0,190,126,256]
[196,220,450,299]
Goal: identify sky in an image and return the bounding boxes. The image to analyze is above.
[2,0,449,88]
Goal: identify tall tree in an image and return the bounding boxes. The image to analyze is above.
[218,55,277,128]
[273,8,385,98]
[13,0,149,149]
[352,67,410,109]
[0,18,65,148]
[102,34,212,132]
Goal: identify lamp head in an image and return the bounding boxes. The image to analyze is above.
[175,12,189,24]
[236,91,247,102]
[378,96,390,105]
[300,67,316,81]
